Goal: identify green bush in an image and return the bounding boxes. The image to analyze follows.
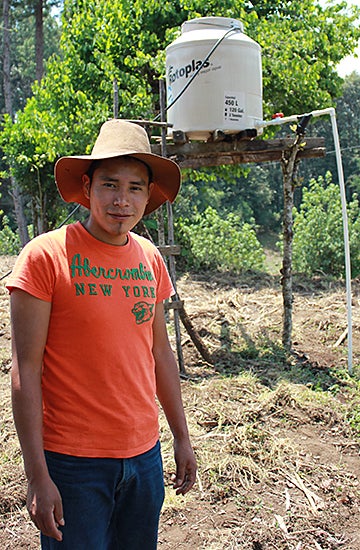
[292,173,360,278]
[176,206,265,273]
[0,216,21,255]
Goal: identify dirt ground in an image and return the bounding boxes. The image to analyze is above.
[1,254,360,549]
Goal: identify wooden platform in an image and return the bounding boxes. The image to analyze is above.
[151,137,325,169]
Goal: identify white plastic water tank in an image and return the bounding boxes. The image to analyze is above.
[165,16,263,140]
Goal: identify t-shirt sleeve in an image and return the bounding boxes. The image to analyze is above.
[6,236,56,302]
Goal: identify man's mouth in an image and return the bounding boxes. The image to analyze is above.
[108,212,132,220]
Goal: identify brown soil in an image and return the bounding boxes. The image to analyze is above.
[1,256,360,549]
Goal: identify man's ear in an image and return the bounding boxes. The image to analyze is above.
[82,174,91,200]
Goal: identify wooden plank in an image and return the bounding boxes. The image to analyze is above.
[157,244,181,256]
[152,136,324,155]
[176,147,326,168]
[151,137,325,166]
[164,300,184,311]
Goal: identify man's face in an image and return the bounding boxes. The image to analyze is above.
[82,156,153,246]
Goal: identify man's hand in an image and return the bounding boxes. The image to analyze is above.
[172,438,197,495]
[27,476,65,541]
[153,303,197,496]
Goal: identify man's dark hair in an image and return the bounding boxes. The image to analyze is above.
[86,156,153,184]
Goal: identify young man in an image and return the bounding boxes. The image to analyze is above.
[7,119,197,549]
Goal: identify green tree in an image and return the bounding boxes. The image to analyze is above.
[336,72,360,196]
[254,0,360,118]
[176,162,282,233]
[0,0,61,239]
[0,0,61,114]
[276,71,360,233]
[292,172,360,278]
[227,70,360,237]
[176,206,265,272]
[1,0,359,235]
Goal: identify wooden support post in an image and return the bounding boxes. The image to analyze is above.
[163,300,213,364]
[159,79,186,374]
[178,307,213,365]
[130,117,214,370]
[156,207,165,247]
[281,147,297,350]
[280,117,311,350]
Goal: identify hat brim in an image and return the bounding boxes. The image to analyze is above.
[54,151,181,216]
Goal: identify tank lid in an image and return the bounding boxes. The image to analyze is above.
[181,16,244,34]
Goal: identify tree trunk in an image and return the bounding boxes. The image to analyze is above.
[3,0,12,112]
[35,0,44,83]
[2,0,30,247]
[281,156,296,350]
[280,138,302,350]
[11,180,30,245]
[280,117,312,350]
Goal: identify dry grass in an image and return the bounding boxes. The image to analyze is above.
[158,367,360,548]
[1,258,360,549]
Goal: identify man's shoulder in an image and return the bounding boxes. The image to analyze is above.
[130,232,158,253]
[25,225,60,246]
[21,224,76,256]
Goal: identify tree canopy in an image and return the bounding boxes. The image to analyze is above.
[0,0,61,115]
[1,0,360,232]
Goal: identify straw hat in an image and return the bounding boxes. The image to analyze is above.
[54,119,181,215]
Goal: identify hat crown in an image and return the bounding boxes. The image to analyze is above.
[92,119,151,157]
[55,118,181,215]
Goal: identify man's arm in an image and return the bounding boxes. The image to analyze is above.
[153,302,197,495]
[10,289,64,541]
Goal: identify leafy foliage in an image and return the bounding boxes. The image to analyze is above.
[0,0,61,114]
[1,0,360,235]
[300,72,360,200]
[176,206,265,272]
[337,73,360,191]
[292,173,360,278]
[255,0,360,117]
[0,216,21,255]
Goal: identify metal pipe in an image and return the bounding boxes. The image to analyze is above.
[329,108,353,374]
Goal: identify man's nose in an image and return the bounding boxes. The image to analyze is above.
[113,189,129,206]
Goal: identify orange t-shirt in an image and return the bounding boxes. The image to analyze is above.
[7,222,174,458]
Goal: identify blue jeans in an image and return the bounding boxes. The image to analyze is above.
[41,441,165,550]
